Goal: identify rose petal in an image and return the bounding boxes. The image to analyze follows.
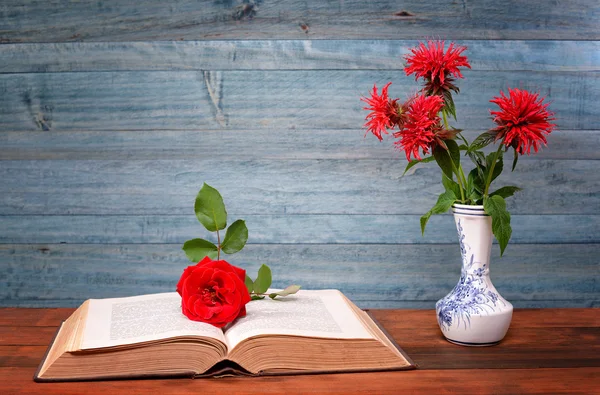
[212,269,237,291]
[194,300,222,320]
[182,268,213,297]
[176,265,197,295]
[196,256,214,268]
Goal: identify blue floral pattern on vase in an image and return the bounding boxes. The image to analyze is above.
[436,219,505,331]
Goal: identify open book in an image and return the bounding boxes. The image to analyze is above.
[35,290,415,381]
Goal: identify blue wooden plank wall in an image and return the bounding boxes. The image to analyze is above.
[0,0,598,308]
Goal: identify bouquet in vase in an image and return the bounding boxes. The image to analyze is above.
[361,40,556,255]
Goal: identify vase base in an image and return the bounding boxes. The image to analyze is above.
[444,337,501,347]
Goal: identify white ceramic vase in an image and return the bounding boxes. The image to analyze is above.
[435,204,513,346]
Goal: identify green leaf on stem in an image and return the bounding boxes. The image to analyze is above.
[484,195,512,256]
[442,90,457,120]
[445,139,461,170]
[253,264,272,294]
[485,150,504,183]
[194,183,227,232]
[245,274,254,294]
[251,295,265,301]
[466,169,483,204]
[420,190,457,235]
[433,145,455,180]
[490,186,522,199]
[221,219,248,254]
[269,285,302,299]
[512,147,519,171]
[442,173,461,198]
[469,131,497,152]
[182,238,219,262]
[403,156,435,176]
[467,150,486,167]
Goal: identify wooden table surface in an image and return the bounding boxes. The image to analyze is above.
[1,308,598,394]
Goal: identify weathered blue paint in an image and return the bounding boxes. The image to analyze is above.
[0,1,598,308]
[0,159,597,215]
[0,244,597,308]
[0,70,598,131]
[0,0,598,42]
[0,130,598,160]
[0,214,599,244]
[1,41,599,73]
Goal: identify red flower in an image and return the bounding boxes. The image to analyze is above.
[177,257,251,328]
[393,94,450,161]
[361,82,400,140]
[490,88,556,155]
[404,41,471,95]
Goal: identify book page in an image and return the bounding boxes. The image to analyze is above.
[80,292,226,350]
[224,289,374,349]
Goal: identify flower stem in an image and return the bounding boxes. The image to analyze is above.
[484,144,504,197]
[458,164,468,196]
[451,157,467,203]
[441,108,466,202]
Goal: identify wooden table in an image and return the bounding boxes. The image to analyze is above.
[1,308,598,394]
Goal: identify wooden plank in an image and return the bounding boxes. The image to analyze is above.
[394,327,600,369]
[0,310,598,369]
[0,326,598,369]
[1,0,599,42]
[0,215,599,245]
[3,366,599,394]
[0,159,598,215]
[0,308,72,327]
[369,309,600,329]
[0,346,47,368]
[0,244,597,308]
[0,70,596,131]
[2,40,599,73]
[0,326,58,346]
[1,129,597,161]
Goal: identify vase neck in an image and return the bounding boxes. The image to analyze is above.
[455,214,493,276]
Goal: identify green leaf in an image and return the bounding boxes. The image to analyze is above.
[245,274,254,294]
[467,151,486,182]
[442,90,457,120]
[253,264,272,294]
[490,186,522,199]
[403,156,435,176]
[512,147,519,172]
[194,183,228,232]
[251,295,265,301]
[420,213,431,236]
[484,195,512,256]
[420,190,457,235]
[458,144,468,151]
[221,219,248,254]
[269,285,302,299]
[182,238,219,262]
[445,139,461,170]
[485,151,504,183]
[442,173,461,198]
[466,168,484,204]
[433,145,455,180]
[469,131,497,152]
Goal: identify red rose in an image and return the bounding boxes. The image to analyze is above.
[176,257,251,328]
